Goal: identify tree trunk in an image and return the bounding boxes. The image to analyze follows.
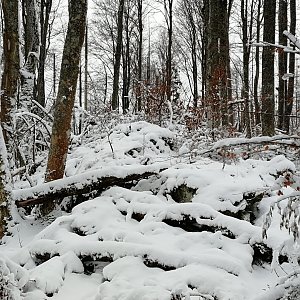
[15,167,160,209]
[45,0,87,184]
[206,0,231,128]
[165,0,173,104]
[0,127,12,239]
[84,22,88,111]
[0,0,20,145]
[122,3,130,113]
[277,0,287,131]
[36,0,52,107]
[261,0,276,136]
[111,0,125,111]
[284,0,296,133]
[136,0,143,112]
[253,0,262,126]
[21,0,40,109]
[187,2,198,109]
[241,0,254,137]
[201,0,209,107]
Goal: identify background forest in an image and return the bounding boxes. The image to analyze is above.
[1,0,300,299]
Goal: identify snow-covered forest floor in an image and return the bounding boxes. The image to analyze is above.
[1,119,300,300]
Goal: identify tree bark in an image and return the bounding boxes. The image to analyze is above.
[122,2,131,113]
[36,0,52,107]
[136,0,143,112]
[0,127,12,238]
[0,0,20,145]
[261,0,276,136]
[284,0,296,133]
[241,0,254,137]
[253,0,262,126]
[45,0,87,183]
[206,0,231,128]
[201,0,209,107]
[21,0,40,109]
[277,0,288,131]
[111,0,125,111]
[164,0,173,104]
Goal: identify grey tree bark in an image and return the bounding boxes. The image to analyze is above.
[36,0,52,107]
[164,0,174,104]
[111,0,125,110]
[241,0,255,137]
[284,0,296,133]
[261,0,276,136]
[277,0,287,131]
[21,0,40,109]
[0,127,12,239]
[253,0,262,126]
[136,0,143,112]
[121,1,131,113]
[206,0,232,128]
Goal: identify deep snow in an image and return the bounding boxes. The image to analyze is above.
[1,121,300,300]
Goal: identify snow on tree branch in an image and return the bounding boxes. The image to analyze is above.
[283,30,300,50]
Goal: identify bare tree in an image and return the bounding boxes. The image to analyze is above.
[45,0,87,185]
[261,0,276,136]
[21,0,40,108]
[284,0,296,133]
[111,0,125,110]
[0,127,11,238]
[164,0,174,104]
[176,0,202,108]
[0,0,20,145]
[121,0,133,113]
[253,0,262,126]
[136,0,143,111]
[277,0,287,131]
[36,0,52,107]
[206,0,232,128]
[241,0,255,137]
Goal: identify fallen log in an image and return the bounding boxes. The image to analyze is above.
[14,165,164,208]
[201,134,300,155]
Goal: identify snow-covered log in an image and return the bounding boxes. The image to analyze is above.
[201,134,300,155]
[14,165,164,208]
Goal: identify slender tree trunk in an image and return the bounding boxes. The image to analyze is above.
[53,52,56,97]
[165,0,173,104]
[284,0,296,133]
[111,0,125,111]
[79,60,83,134]
[277,0,287,130]
[36,0,52,107]
[241,0,253,137]
[21,0,40,109]
[45,0,87,185]
[0,127,12,238]
[201,0,209,107]
[261,0,276,136]
[136,0,143,111]
[84,22,88,111]
[0,0,20,145]
[225,4,232,126]
[191,19,198,108]
[122,4,130,113]
[253,0,262,126]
